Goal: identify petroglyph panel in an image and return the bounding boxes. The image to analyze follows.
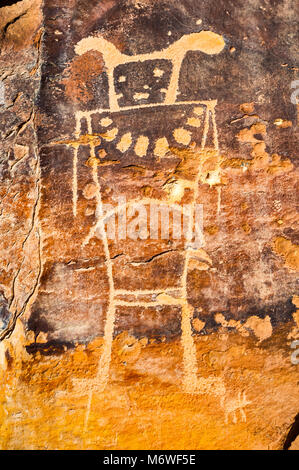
[1,0,298,451]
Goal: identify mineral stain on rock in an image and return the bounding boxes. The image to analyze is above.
[0,0,298,450]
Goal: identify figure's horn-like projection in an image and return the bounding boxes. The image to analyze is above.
[167,31,225,56]
[75,36,121,61]
[75,30,225,59]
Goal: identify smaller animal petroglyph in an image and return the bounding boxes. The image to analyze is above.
[221,391,251,424]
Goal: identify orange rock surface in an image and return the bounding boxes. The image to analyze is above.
[0,0,298,451]
[0,320,298,450]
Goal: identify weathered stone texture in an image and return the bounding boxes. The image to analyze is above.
[0,0,298,450]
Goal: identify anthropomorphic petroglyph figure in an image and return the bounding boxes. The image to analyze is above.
[55,30,253,431]
[72,32,226,415]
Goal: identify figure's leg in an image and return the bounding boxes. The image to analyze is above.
[91,157,116,392]
[83,156,116,438]
[240,408,247,422]
[83,272,116,439]
[181,300,199,392]
[96,301,116,391]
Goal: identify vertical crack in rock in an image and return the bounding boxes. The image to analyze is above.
[0,102,43,340]
[0,4,44,342]
[4,111,33,140]
[0,164,42,342]
[283,413,299,450]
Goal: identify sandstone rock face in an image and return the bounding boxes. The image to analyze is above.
[0,0,298,450]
